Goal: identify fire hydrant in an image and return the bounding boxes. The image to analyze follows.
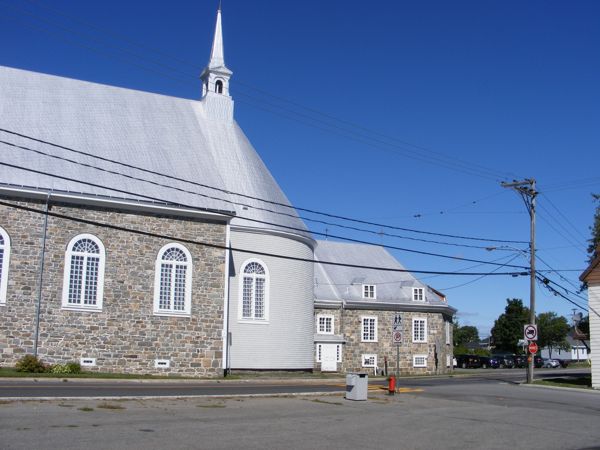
[388,376,396,395]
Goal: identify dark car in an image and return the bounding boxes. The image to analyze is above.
[479,356,500,369]
[534,356,544,368]
[492,354,515,369]
[513,355,528,368]
[455,354,482,369]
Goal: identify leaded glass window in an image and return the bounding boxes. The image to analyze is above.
[62,234,105,310]
[240,260,268,321]
[154,244,192,315]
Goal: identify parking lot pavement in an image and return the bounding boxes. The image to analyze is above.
[1,382,599,450]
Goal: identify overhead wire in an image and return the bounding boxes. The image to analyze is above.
[0,128,529,244]
[0,199,527,277]
[0,158,533,270]
[0,0,518,183]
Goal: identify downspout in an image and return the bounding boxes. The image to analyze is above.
[222,223,232,376]
[33,192,51,357]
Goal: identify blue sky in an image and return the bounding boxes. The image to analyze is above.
[1,0,599,336]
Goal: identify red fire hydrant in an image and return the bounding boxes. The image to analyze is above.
[388,376,396,395]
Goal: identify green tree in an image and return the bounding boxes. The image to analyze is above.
[454,325,479,347]
[491,298,529,353]
[536,312,569,358]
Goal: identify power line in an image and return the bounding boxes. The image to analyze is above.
[0,136,523,252]
[438,254,522,290]
[0,159,533,270]
[0,127,529,245]
[0,0,519,183]
[0,199,528,277]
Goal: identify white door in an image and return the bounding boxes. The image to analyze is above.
[321,344,338,372]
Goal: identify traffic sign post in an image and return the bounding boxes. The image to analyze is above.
[392,314,402,378]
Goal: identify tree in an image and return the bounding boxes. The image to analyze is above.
[454,325,479,347]
[491,299,529,353]
[536,312,569,358]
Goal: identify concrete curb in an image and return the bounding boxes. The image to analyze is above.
[518,382,600,394]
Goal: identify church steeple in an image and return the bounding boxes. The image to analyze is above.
[201,3,233,99]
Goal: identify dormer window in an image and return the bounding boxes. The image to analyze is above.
[413,287,424,301]
[363,284,376,299]
[215,80,223,94]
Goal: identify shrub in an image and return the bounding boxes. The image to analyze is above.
[51,362,82,375]
[15,355,48,373]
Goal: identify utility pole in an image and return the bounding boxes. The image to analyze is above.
[501,179,537,384]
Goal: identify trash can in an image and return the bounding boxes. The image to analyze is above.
[345,372,368,401]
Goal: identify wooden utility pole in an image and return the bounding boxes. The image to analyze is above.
[501,179,537,384]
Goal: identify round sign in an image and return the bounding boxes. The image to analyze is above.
[524,324,537,341]
[528,342,538,354]
[393,330,402,344]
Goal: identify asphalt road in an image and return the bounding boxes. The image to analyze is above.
[0,370,598,450]
[0,368,590,399]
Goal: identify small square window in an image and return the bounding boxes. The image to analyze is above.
[413,354,427,368]
[317,315,334,334]
[413,287,424,301]
[362,354,377,368]
[363,284,376,299]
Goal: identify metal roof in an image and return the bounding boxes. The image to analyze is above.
[0,65,309,238]
[314,240,449,306]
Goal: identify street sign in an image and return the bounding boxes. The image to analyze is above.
[524,324,538,341]
[528,342,538,354]
[392,314,402,331]
[392,330,402,345]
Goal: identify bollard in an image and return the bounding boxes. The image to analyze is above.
[388,376,396,395]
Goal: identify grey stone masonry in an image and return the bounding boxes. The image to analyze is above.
[314,306,453,375]
[0,196,228,377]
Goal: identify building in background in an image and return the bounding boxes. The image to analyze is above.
[580,254,599,389]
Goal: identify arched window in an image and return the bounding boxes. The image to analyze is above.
[0,226,10,304]
[239,259,269,321]
[215,80,223,94]
[154,244,192,316]
[62,234,105,310]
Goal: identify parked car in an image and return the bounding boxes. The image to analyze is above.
[492,354,515,369]
[479,356,500,369]
[543,359,560,368]
[513,355,528,368]
[455,354,482,369]
[534,356,544,368]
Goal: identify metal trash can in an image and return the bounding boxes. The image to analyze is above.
[345,372,368,401]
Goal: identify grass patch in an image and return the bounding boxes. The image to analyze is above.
[78,407,94,412]
[58,403,75,408]
[197,403,226,408]
[0,400,14,405]
[96,403,125,410]
[535,376,592,389]
[0,367,190,380]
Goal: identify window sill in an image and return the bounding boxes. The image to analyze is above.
[61,305,103,313]
[153,311,191,318]
[238,319,269,325]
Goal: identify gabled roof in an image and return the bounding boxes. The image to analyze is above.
[580,250,600,282]
[314,240,450,308]
[0,65,309,238]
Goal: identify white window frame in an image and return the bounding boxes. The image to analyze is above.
[413,354,428,368]
[61,234,105,311]
[0,226,10,305]
[362,284,376,299]
[316,314,334,334]
[412,317,427,343]
[361,316,378,342]
[316,344,342,363]
[362,354,377,368]
[238,258,270,323]
[153,243,193,317]
[413,287,425,302]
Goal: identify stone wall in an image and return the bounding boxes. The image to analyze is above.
[314,306,453,375]
[0,196,227,377]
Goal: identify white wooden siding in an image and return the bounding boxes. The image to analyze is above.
[590,284,600,389]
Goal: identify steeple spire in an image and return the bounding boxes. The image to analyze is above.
[208,3,226,70]
[200,3,234,120]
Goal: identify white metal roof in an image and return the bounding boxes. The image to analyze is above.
[314,240,448,306]
[0,65,309,237]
